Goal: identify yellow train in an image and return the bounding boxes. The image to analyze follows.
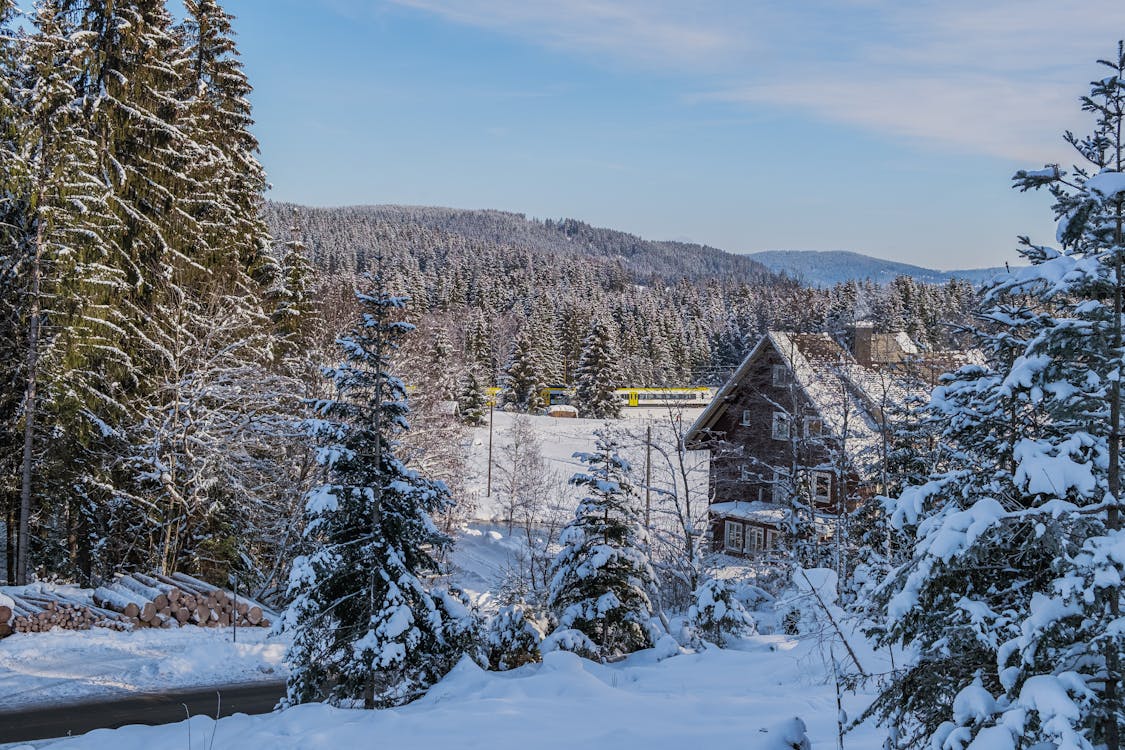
[484,386,714,409]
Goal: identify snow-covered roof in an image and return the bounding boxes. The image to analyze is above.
[709,501,787,526]
[710,501,839,536]
[687,330,944,473]
[769,332,884,471]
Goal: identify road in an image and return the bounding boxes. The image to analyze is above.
[0,680,287,744]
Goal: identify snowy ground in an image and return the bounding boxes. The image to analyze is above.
[464,409,709,521]
[15,635,886,750]
[0,625,287,711]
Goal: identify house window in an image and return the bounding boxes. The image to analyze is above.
[771,365,789,386]
[803,416,823,438]
[740,464,753,481]
[724,521,744,552]
[741,409,752,426]
[811,471,832,502]
[771,412,790,440]
[765,530,777,551]
[745,526,765,553]
[770,469,784,503]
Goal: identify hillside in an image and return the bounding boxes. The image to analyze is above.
[748,250,1007,287]
[261,203,980,386]
[266,203,777,286]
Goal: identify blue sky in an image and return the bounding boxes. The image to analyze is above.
[232,1,1125,270]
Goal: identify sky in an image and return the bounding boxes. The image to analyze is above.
[231,1,1125,270]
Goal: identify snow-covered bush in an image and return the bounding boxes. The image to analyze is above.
[541,627,600,661]
[687,577,757,647]
[435,587,485,667]
[765,717,812,750]
[486,604,545,670]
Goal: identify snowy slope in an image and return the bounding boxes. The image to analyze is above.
[24,638,885,750]
[463,410,708,522]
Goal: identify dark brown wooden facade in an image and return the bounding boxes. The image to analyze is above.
[686,332,881,558]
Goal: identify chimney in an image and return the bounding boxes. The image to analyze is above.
[851,322,874,366]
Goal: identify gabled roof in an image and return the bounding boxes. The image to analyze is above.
[686,331,893,471]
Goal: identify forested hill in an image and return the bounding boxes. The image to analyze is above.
[748,250,1007,287]
[264,203,776,286]
[262,202,979,387]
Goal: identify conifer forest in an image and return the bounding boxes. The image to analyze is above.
[2,3,1125,750]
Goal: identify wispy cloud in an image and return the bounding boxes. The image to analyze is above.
[377,0,1125,162]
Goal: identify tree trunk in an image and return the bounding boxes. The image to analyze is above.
[17,214,45,586]
[1105,181,1124,750]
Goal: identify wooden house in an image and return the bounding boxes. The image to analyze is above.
[684,326,927,558]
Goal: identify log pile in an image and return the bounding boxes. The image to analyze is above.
[0,589,126,637]
[92,572,274,630]
[0,572,275,639]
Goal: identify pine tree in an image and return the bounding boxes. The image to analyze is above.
[547,430,659,659]
[179,0,274,285]
[6,0,127,582]
[272,210,320,361]
[281,278,466,709]
[573,319,620,419]
[458,369,488,426]
[870,42,1125,750]
[503,330,546,412]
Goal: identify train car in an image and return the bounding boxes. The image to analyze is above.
[533,386,716,409]
[613,387,716,408]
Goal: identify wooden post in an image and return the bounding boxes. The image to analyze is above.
[232,574,238,643]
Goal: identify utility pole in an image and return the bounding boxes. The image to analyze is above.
[644,424,652,529]
[486,400,495,497]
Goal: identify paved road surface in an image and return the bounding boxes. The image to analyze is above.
[0,681,287,744]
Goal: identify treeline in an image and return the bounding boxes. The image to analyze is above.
[263,203,981,388]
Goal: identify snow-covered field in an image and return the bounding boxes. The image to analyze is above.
[464,409,708,521]
[19,636,884,750]
[0,625,286,710]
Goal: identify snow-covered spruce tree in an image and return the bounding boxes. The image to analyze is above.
[573,319,620,419]
[503,330,546,412]
[271,210,321,363]
[282,280,470,709]
[179,0,275,287]
[6,0,131,583]
[458,368,488,426]
[869,43,1125,750]
[547,430,660,659]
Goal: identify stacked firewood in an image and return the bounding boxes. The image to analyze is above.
[0,590,126,637]
[92,572,273,630]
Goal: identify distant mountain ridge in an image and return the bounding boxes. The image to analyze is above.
[747,250,1007,287]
